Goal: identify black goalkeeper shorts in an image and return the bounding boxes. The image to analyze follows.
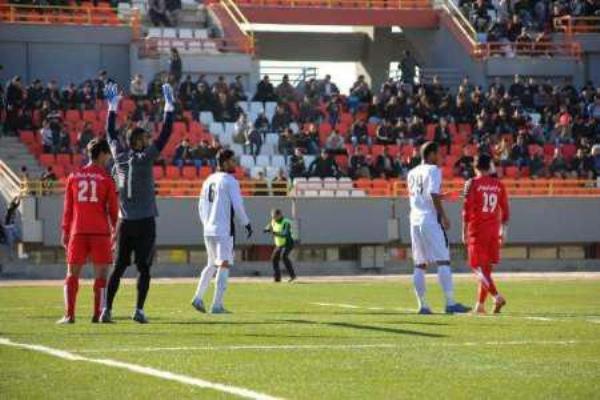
[115,217,156,267]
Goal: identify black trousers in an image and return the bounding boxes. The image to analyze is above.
[272,244,296,282]
[106,218,156,311]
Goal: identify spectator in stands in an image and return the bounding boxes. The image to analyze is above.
[169,48,183,85]
[510,134,529,169]
[309,149,341,179]
[247,128,263,157]
[298,96,321,125]
[194,140,216,169]
[325,129,345,154]
[26,79,44,111]
[472,0,491,32]
[349,146,371,179]
[131,74,147,101]
[271,169,288,196]
[230,75,247,102]
[40,166,58,195]
[213,92,237,123]
[348,75,371,113]
[279,128,295,161]
[375,119,396,145]
[494,136,511,166]
[253,75,277,102]
[289,148,307,179]
[434,117,452,154]
[41,120,58,154]
[213,76,229,94]
[192,82,214,118]
[58,129,71,154]
[173,138,196,168]
[406,147,421,170]
[454,147,475,179]
[399,50,417,85]
[570,148,594,179]
[5,76,24,136]
[1,196,21,261]
[253,112,270,137]
[234,112,252,148]
[94,70,108,100]
[271,104,292,133]
[373,146,395,178]
[276,75,297,102]
[166,0,181,26]
[149,0,171,27]
[77,122,95,154]
[592,145,600,178]
[318,74,340,100]
[549,148,569,178]
[80,84,96,110]
[350,119,370,147]
[253,171,269,196]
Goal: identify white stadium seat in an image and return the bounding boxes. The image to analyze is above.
[194,29,209,39]
[335,190,351,197]
[304,155,316,168]
[265,167,279,180]
[179,28,193,39]
[163,28,177,38]
[259,144,275,156]
[237,101,249,113]
[338,177,354,190]
[271,155,286,169]
[265,134,279,146]
[200,111,214,125]
[230,143,244,156]
[250,102,264,114]
[319,190,335,197]
[250,166,265,179]
[350,190,367,197]
[147,27,162,38]
[240,155,255,169]
[256,155,270,167]
[209,122,224,136]
[220,132,233,146]
[304,190,318,197]
[224,122,236,136]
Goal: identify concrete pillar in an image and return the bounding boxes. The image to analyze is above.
[356,27,407,92]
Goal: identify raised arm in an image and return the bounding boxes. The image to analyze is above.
[154,83,175,153]
[104,82,124,156]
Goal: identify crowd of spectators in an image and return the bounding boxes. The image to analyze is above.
[3,68,600,182]
[461,0,600,46]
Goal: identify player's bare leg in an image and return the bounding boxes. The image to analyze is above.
[474,282,489,314]
[57,264,83,324]
[413,264,432,314]
[210,261,231,314]
[92,264,108,323]
[476,264,506,314]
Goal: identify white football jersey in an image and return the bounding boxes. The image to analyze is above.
[407,163,442,225]
[199,172,250,237]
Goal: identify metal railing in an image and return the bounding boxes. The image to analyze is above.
[0,3,137,26]
[473,40,582,59]
[260,66,318,86]
[221,0,256,52]
[554,16,600,35]
[18,177,600,198]
[137,36,254,57]
[234,0,432,9]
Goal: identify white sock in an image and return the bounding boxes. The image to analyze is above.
[437,265,456,306]
[413,268,428,309]
[194,265,216,301]
[212,267,229,308]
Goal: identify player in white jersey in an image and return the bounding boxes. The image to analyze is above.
[191,149,253,314]
[407,142,470,315]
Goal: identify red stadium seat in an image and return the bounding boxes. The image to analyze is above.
[153,166,165,180]
[426,124,436,141]
[173,122,188,136]
[505,166,519,178]
[371,145,385,157]
[386,145,400,158]
[367,123,377,137]
[442,166,454,179]
[335,155,348,169]
[199,167,212,178]
[82,110,97,123]
[65,110,80,123]
[72,154,84,167]
[165,166,180,179]
[56,154,72,166]
[543,144,556,157]
[39,154,56,166]
[20,130,35,143]
[181,166,197,179]
[562,144,577,161]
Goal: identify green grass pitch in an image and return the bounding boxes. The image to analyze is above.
[1,276,600,399]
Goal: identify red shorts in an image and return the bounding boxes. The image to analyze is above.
[67,235,113,265]
[467,231,500,268]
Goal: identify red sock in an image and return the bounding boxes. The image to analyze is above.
[477,282,489,304]
[93,278,107,318]
[481,264,498,296]
[64,276,79,319]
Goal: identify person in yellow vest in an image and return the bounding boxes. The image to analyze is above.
[263,209,296,282]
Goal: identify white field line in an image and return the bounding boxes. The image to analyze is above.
[73,339,594,354]
[0,337,283,400]
[310,302,600,324]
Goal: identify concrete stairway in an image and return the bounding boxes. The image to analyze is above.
[0,136,44,179]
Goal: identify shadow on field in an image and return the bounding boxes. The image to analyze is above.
[283,319,445,338]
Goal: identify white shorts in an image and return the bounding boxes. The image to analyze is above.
[204,236,234,266]
[410,222,450,266]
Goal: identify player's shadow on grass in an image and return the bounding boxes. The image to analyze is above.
[283,319,445,338]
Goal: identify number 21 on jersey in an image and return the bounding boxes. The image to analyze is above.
[77,180,98,203]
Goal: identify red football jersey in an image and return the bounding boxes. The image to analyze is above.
[62,164,118,237]
[463,175,510,238]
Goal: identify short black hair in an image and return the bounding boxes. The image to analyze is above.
[87,138,110,160]
[217,149,235,169]
[127,127,147,148]
[475,154,492,171]
[420,141,439,161]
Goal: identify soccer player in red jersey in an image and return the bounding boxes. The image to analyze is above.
[57,138,118,324]
[462,154,510,314]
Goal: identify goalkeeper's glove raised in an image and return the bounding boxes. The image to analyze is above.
[162,83,175,113]
[104,82,121,112]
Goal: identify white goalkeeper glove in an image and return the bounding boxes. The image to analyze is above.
[162,83,175,113]
[104,82,121,112]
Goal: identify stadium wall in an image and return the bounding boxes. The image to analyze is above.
[32,195,600,246]
[0,25,131,85]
